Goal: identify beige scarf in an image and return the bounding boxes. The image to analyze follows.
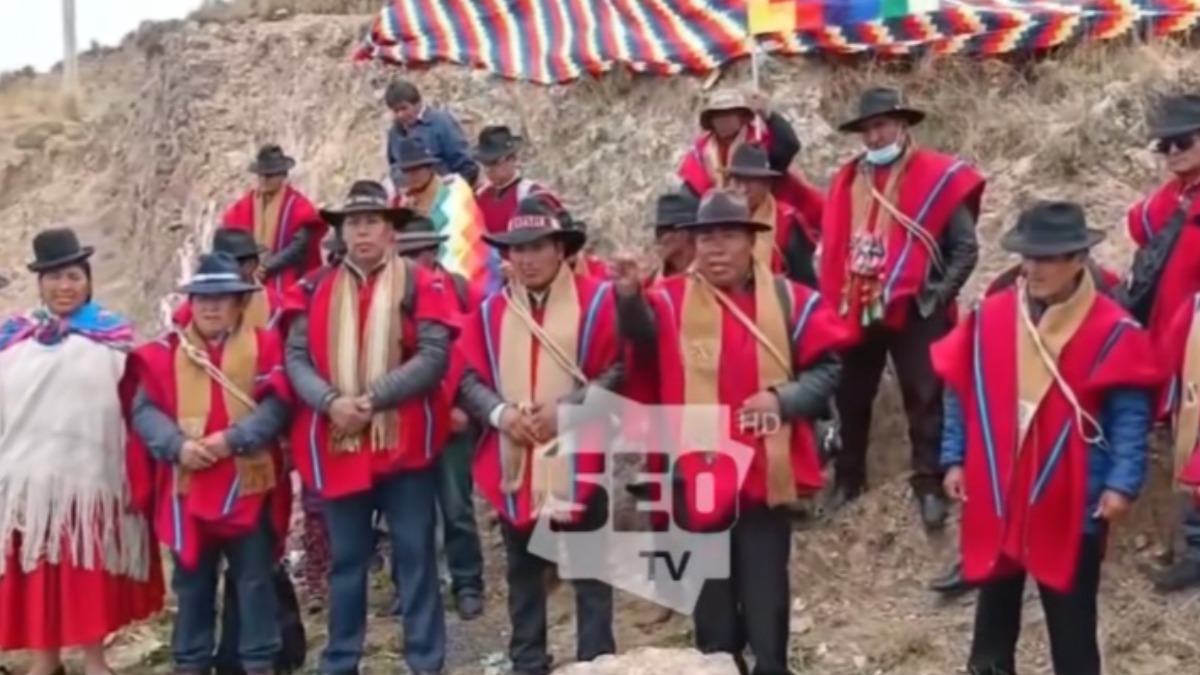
[750,195,782,271]
[679,264,798,505]
[243,291,270,329]
[1015,274,1098,447]
[174,323,275,495]
[701,127,748,190]
[253,189,284,252]
[328,258,407,452]
[849,150,913,241]
[1175,301,1200,483]
[497,264,585,511]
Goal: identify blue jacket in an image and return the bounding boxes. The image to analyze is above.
[941,388,1151,534]
[386,107,478,185]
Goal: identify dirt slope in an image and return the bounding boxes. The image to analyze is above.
[3,8,1200,674]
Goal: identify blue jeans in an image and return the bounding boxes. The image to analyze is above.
[321,468,445,674]
[437,431,484,595]
[171,513,280,672]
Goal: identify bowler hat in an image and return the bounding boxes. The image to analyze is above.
[678,190,770,232]
[27,227,95,273]
[248,144,296,175]
[473,125,525,163]
[212,228,267,260]
[1000,200,1105,257]
[392,136,439,171]
[838,87,926,134]
[320,180,416,230]
[1148,94,1200,139]
[482,196,586,256]
[700,89,755,132]
[727,143,781,179]
[178,252,260,296]
[652,191,700,231]
[395,216,449,255]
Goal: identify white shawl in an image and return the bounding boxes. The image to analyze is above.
[0,334,149,580]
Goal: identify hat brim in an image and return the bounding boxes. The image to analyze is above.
[677,219,772,233]
[1151,122,1200,140]
[999,229,1105,257]
[699,106,754,131]
[248,157,297,175]
[482,228,586,257]
[837,108,926,134]
[395,158,439,171]
[472,139,524,163]
[27,246,95,273]
[178,280,261,296]
[321,205,416,230]
[396,235,449,254]
[727,167,781,179]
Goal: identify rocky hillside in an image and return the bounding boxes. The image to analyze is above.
[3,5,1200,673]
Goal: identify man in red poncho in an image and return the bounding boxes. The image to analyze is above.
[282,180,456,675]
[615,190,848,675]
[676,88,823,228]
[129,252,294,675]
[173,229,284,333]
[819,87,985,530]
[221,145,328,297]
[932,201,1159,675]
[473,125,561,236]
[726,143,818,286]
[453,198,624,675]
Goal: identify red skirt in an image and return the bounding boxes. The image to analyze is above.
[0,531,164,650]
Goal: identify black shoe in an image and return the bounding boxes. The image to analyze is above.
[918,493,949,531]
[929,561,973,597]
[824,482,864,513]
[1151,558,1200,592]
[456,590,484,621]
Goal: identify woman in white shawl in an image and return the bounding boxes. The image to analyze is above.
[0,228,163,675]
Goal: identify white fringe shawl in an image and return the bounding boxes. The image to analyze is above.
[0,334,150,580]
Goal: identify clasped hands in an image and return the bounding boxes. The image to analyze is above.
[329,395,375,434]
[498,403,558,447]
[179,432,234,471]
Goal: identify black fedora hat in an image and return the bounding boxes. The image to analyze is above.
[727,143,780,179]
[248,144,296,176]
[212,228,267,261]
[838,87,926,134]
[483,196,586,256]
[652,190,700,231]
[393,136,439,171]
[1000,200,1105,257]
[395,215,449,255]
[678,189,770,232]
[1148,94,1200,139]
[27,227,95,273]
[320,180,416,230]
[473,125,524,163]
[178,252,260,296]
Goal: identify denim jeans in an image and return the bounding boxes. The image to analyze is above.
[437,431,484,596]
[171,512,280,673]
[320,468,445,674]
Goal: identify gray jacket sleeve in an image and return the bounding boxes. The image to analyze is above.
[131,386,187,463]
[285,315,338,413]
[224,396,292,454]
[773,351,842,421]
[262,227,313,276]
[456,368,506,424]
[367,320,451,409]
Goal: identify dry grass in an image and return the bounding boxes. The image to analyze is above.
[190,0,381,22]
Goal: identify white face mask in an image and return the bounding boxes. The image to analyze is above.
[864,141,903,166]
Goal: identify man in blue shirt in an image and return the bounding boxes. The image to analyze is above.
[385,80,479,187]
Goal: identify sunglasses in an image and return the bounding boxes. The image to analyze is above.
[1155,135,1196,154]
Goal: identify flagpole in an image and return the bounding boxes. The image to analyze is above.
[748,36,765,137]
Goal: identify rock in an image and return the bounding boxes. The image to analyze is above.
[551,647,740,674]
